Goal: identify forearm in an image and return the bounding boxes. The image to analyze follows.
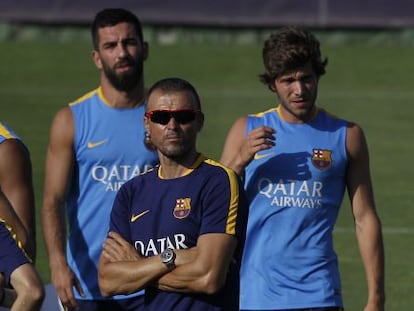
[99,232,198,296]
[156,262,209,294]
[220,155,247,176]
[99,256,168,296]
[355,214,385,305]
[41,200,68,269]
[156,240,234,295]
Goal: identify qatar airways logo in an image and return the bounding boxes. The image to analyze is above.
[259,178,323,208]
[134,234,189,257]
[91,164,154,192]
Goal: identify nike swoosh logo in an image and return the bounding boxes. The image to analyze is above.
[254,152,275,160]
[130,210,150,222]
[87,139,108,149]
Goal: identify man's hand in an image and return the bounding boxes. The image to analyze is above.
[101,231,141,262]
[51,264,84,309]
[220,117,276,175]
[237,126,276,168]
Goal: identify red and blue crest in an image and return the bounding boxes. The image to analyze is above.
[312,149,332,170]
[173,198,191,219]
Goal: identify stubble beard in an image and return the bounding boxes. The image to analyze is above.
[158,137,195,161]
[281,90,318,121]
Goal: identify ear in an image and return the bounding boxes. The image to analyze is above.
[142,42,149,61]
[196,112,204,132]
[144,115,151,134]
[269,79,278,93]
[92,50,102,70]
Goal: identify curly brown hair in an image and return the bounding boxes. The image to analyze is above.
[260,27,328,91]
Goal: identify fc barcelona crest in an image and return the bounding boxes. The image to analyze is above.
[312,149,332,170]
[173,198,191,219]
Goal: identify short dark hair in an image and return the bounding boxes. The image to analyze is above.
[260,27,328,91]
[91,8,143,50]
[147,78,201,110]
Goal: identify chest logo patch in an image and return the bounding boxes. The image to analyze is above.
[87,139,108,149]
[173,198,191,219]
[131,210,150,222]
[254,152,275,160]
[312,149,332,170]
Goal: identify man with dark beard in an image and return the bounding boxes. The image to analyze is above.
[42,8,159,311]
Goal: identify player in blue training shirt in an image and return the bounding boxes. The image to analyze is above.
[99,77,248,311]
[0,189,44,310]
[221,27,385,310]
[42,8,159,311]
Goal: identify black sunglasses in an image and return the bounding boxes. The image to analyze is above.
[145,109,199,125]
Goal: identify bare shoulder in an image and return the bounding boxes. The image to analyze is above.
[220,116,249,172]
[0,138,28,161]
[230,116,248,132]
[224,116,248,143]
[346,121,369,159]
[43,106,76,196]
[52,106,74,126]
[49,106,74,145]
[0,138,31,184]
[220,117,247,156]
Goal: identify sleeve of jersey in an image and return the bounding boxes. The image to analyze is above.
[109,182,133,244]
[200,167,246,238]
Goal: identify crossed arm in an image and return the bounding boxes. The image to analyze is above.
[98,231,237,296]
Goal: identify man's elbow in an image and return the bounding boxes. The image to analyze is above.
[199,274,226,295]
[98,272,116,297]
[98,280,112,297]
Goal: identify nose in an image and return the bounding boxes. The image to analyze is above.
[166,116,180,129]
[292,81,305,96]
[116,43,128,58]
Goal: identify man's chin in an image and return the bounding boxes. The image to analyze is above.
[112,76,140,92]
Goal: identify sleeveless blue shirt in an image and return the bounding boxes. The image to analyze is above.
[67,87,159,300]
[240,106,347,309]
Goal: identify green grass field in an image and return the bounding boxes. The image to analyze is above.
[1,33,413,310]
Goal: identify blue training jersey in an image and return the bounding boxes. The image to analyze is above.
[110,154,248,311]
[240,106,347,310]
[67,87,159,300]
